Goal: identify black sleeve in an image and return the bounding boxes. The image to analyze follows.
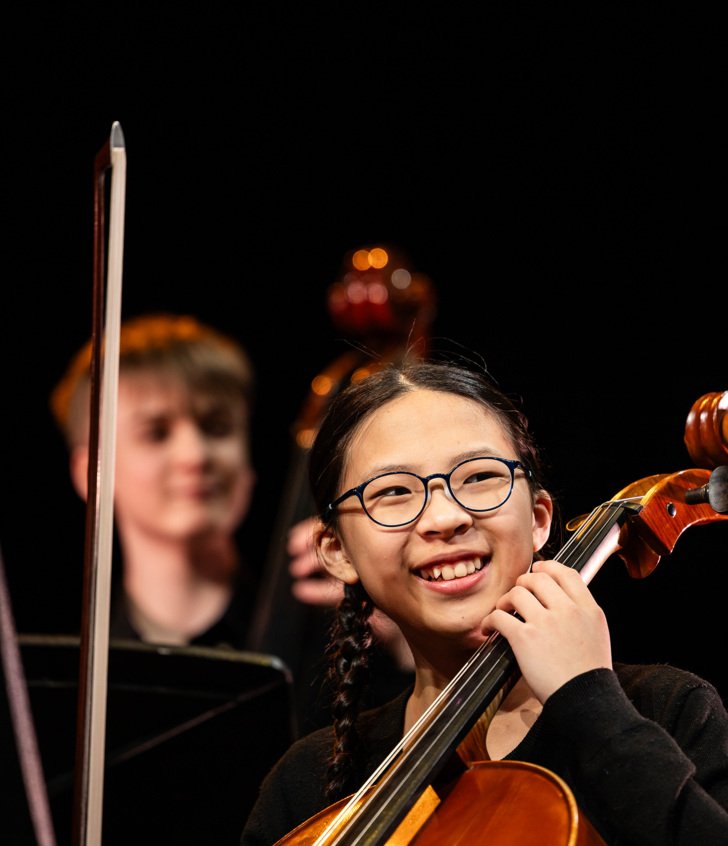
[537,666,728,845]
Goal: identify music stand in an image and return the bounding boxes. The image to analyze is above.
[1,635,295,846]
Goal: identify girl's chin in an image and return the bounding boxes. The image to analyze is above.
[430,621,486,650]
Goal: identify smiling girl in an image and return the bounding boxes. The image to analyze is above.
[242,359,728,845]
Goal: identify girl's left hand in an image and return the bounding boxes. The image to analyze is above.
[480,559,612,704]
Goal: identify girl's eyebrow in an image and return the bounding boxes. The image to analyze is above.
[361,448,510,478]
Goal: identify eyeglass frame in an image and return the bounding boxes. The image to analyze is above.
[324,456,533,528]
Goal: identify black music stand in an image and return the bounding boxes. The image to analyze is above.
[1,635,295,846]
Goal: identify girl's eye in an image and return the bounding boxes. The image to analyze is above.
[380,485,412,498]
[367,477,416,502]
[465,471,496,484]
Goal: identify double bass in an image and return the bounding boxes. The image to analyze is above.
[246,244,436,727]
[270,391,728,844]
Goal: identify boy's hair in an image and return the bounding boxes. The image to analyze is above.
[50,313,255,448]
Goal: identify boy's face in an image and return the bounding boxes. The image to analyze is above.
[84,371,254,543]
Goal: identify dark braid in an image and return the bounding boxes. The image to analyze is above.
[323,581,374,801]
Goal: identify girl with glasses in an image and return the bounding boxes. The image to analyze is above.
[242,359,728,844]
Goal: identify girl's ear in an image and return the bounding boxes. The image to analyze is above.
[317,525,360,585]
[532,491,554,553]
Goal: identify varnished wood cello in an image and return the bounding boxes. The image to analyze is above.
[270,391,728,845]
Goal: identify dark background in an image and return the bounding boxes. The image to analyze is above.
[3,3,726,705]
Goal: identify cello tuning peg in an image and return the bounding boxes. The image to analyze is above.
[684,465,728,514]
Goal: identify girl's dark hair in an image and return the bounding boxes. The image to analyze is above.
[307,359,555,800]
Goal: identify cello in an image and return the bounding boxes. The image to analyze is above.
[270,391,728,844]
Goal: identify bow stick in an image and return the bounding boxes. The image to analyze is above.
[72,121,126,846]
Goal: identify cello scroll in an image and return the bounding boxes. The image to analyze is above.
[684,390,728,469]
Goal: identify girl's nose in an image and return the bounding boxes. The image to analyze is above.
[416,482,472,534]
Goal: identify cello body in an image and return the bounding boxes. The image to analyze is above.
[275,760,604,845]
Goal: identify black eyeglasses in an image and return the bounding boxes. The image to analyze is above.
[324,456,532,528]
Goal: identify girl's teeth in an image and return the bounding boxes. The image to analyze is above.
[422,559,482,581]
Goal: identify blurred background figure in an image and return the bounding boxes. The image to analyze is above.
[50,313,260,649]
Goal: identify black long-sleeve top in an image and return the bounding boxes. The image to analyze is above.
[241,663,728,845]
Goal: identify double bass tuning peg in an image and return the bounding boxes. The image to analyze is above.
[684,465,728,514]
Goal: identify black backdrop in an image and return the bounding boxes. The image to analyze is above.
[3,6,726,704]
